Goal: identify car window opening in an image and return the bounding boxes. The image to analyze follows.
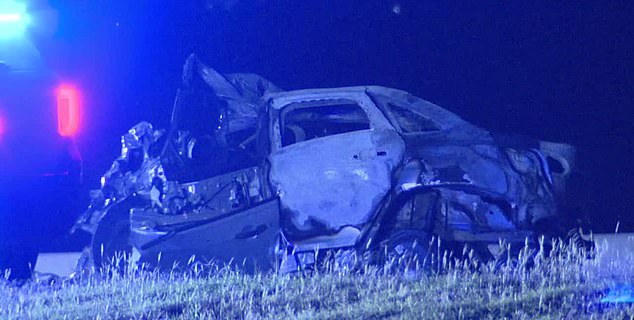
[281,101,370,147]
[387,102,440,133]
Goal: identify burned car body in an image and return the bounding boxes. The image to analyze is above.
[76,54,576,271]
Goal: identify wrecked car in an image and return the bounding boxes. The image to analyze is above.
[75,54,578,272]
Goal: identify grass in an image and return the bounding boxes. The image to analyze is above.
[1,238,634,319]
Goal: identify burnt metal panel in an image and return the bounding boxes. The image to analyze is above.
[132,198,280,272]
[269,129,404,239]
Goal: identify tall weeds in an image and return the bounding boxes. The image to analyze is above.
[0,238,632,319]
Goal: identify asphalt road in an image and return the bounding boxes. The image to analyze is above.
[34,252,82,277]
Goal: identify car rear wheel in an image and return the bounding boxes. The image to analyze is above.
[383,229,433,275]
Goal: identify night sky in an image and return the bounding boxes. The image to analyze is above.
[39,0,633,231]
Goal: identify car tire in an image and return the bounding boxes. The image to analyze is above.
[92,215,131,269]
[383,229,433,275]
[90,197,144,269]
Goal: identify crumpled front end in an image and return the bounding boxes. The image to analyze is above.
[75,56,284,271]
[75,121,165,235]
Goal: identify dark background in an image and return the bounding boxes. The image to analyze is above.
[34,1,633,232]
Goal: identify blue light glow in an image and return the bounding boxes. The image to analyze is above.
[0,13,22,22]
[601,284,634,304]
[0,1,29,39]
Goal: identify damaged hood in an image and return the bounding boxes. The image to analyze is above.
[178,54,282,135]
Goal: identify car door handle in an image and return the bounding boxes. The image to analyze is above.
[235,224,268,239]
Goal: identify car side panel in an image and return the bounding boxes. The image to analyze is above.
[269,129,404,238]
[132,199,280,272]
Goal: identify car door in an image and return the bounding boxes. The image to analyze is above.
[131,198,281,272]
[267,90,405,239]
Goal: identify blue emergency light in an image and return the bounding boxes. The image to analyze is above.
[0,1,29,39]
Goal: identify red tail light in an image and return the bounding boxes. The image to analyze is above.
[56,85,80,137]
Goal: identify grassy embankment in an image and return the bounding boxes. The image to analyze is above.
[1,238,634,319]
